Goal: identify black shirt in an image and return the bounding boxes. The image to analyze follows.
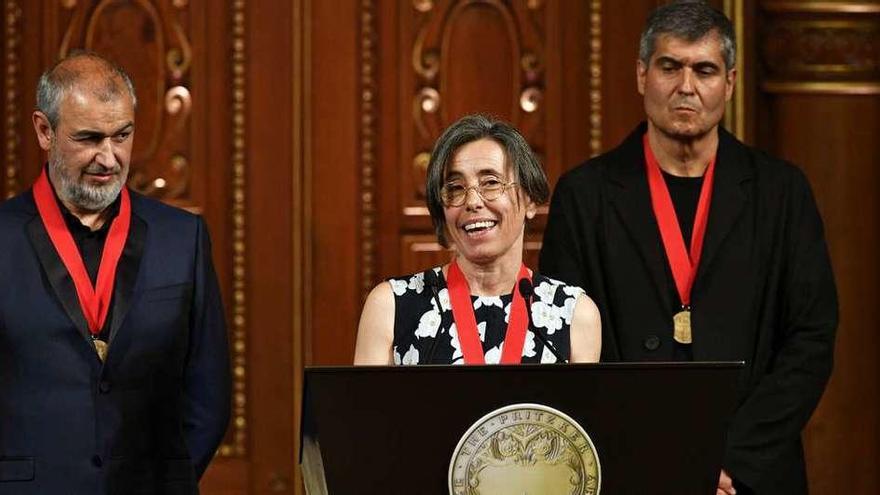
[662,171,704,361]
[55,191,121,339]
[662,170,704,247]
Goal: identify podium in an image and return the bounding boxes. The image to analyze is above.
[301,362,742,494]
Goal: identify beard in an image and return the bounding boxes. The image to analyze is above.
[49,154,126,212]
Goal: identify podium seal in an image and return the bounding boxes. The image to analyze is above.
[448,403,601,495]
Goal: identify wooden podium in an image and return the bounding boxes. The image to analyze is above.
[301,362,742,494]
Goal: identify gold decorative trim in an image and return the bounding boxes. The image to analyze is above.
[724,0,746,141]
[216,0,248,458]
[360,0,378,300]
[4,0,21,199]
[762,2,880,14]
[762,81,880,95]
[589,0,602,157]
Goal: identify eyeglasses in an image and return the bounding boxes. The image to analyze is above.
[440,178,518,207]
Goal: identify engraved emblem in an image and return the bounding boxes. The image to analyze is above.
[449,403,601,495]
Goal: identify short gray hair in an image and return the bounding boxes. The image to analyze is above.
[639,0,736,70]
[36,50,137,129]
[425,114,549,248]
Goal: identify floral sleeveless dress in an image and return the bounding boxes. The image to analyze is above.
[389,267,584,365]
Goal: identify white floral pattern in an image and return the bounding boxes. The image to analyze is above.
[531,300,563,335]
[484,345,502,364]
[390,279,408,296]
[430,288,452,312]
[414,308,442,338]
[400,344,420,365]
[407,272,425,293]
[534,280,557,303]
[562,285,584,298]
[389,268,582,364]
[474,296,503,310]
[540,345,558,364]
[448,323,463,364]
[562,296,578,325]
[523,331,537,358]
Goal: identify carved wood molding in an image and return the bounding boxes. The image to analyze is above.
[59,0,195,204]
[589,0,601,157]
[4,0,21,198]
[760,1,880,94]
[360,0,378,297]
[221,0,248,458]
[762,20,880,80]
[411,0,546,140]
[762,80,880,94]
[406,0,550,216]
[763,2,880,14]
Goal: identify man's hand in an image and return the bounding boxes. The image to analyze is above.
[717,469,736,495]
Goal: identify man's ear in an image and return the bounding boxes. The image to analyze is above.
[725,68,737,102]
[637,59,647,96]
[32,111,54,152]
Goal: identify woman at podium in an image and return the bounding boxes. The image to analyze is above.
[355,114,601,365]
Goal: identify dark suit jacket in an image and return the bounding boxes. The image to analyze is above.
[0,190,231,494]
[540,123,838,494]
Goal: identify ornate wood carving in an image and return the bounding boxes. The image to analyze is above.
[408,0,547,210]
[360,0,378,298]
[589,0,602,157]
[224,0,247,458]
[761,19,880,80]
[4,0,21,198]
[763,1,880,14]
[759,2,880,94]
[58,0,195,205]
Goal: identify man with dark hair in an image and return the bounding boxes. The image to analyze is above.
[540,2,837,494]
[0,52,230,494]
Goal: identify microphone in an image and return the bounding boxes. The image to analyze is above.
[423,270,445,365]
[518,277,567,364]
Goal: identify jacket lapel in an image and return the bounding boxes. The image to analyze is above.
[107,208,146,345]
[694,128,752,285]
[606,126,674,312]
[25,190,149,354]
[26,210,92,343]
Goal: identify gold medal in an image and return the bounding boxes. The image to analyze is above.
[93,338,108,362]
[673,310,692,344]
[449,404,601,495]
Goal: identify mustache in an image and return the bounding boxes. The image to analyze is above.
[670,99,699,110]
[82,163,122,174]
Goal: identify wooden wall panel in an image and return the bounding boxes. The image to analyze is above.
[755,2,880,493]
[5,0,880,493]
[308,0,361,368]
[376,0,601,285]
[769,94,880,495]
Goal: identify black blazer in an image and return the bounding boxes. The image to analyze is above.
[540,123,838,494]
[0,190,231,494]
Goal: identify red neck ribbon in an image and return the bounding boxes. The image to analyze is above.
[643,133,715,308]
[446,260,531,365]
[33,168,131,336]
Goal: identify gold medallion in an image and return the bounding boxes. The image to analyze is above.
[449,403,601,495]
[93,339,108,362]
[673,310,692,344]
